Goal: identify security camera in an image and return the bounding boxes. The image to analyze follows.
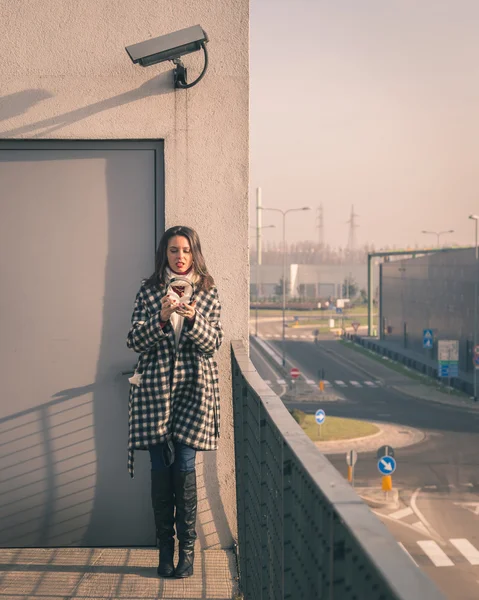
[125,25,209,89]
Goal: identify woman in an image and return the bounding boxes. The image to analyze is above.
[126,225,223,579]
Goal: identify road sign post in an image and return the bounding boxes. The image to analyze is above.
[315,409,326,439]
[473,345,479,368]
[376,445,395,459]
[346,450,358,487]
[378,455,396,500]
[438,340,459,390]
[382,475,393,492]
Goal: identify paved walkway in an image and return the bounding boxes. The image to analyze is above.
[0,545,238,599]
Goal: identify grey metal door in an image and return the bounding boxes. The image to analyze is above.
[0,141,164,546]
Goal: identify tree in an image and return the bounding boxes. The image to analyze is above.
[359,288,368,304]
[342,276,358,298]
[274,277,289,297]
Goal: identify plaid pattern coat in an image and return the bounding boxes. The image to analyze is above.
[126,280,223,477]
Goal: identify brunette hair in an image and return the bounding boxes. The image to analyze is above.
[145,226,215,291]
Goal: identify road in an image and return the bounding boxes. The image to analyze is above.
[249,331,479,600]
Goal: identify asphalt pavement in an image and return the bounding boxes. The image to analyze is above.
[249,320,479,600]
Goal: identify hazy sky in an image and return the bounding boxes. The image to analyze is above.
[250,1,479,250]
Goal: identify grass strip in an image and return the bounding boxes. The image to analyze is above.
[290,409,379,442]
[339,339,469,399]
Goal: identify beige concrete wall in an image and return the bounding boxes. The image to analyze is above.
[0,0,249,548]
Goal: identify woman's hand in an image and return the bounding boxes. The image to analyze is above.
[160,295,179,322]
[176,300,196,321]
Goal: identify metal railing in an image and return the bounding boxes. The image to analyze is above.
[231,341,445,600]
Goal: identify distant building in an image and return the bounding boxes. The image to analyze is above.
[251,263,378,300]
[381,248,477,374]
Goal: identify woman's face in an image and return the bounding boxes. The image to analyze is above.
[167,235,193,273]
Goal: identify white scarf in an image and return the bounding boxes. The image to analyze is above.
[165,267,199,349]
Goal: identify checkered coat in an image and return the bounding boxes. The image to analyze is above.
[126,280,223,477]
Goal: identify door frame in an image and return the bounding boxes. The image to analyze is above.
[0,139,165,249]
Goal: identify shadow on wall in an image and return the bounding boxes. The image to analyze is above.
[0,90,53,122]
[82,155,233,548]
[0,73,173,137]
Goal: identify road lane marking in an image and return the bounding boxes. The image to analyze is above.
[398,542,418,567]
[373,511,443,542]
[277,379,286,385]
[306,379,315,385]
[411,487,444,542]
[324,380,331,387]
[417,541,454,567]
[364,381,377,387]
[450,539,479,565]
[350,381,362,387]
[412,521,430,536]
[335,380,347,387]
[454,502,479,516]
[390,507,414,520]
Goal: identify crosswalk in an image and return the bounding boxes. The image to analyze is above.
[263,378,383,389]
[400,538,479,567]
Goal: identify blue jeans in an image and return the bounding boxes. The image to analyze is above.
[149,441,197,473]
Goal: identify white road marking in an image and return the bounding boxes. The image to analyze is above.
[412,521,430,536]
[273,334,281,338]
[390,507,414,520]
[300,335,307,339]
[364,381,377,387]
[350,381,362,387]
[277,379,286,385]
[398,542,419,567]
[306,379,315,385]
[324,380,332,387]
[417,541,454,567]
[373,511,442,541]
[411,488,443,542]
[264,380,271,385]
[335,380,347,387]
[454,502,479,516]
[450,539,479,565]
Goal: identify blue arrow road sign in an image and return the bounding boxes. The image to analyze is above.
[315,409,326,425]
[423,329,433,349]
[378,456,396,475]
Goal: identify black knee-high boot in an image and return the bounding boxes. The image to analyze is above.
[151,470,176,577]
[173,470,197,578]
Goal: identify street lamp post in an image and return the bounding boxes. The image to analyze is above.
[260,206,311,367]
[421,229,455,246]
[469,215,479,401]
